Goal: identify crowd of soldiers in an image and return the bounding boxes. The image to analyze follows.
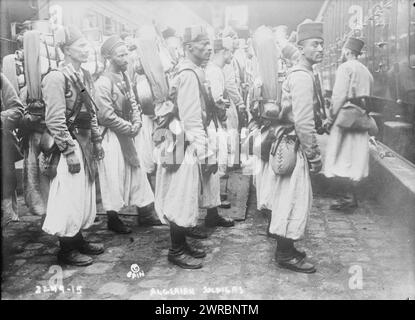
[1,17,375,274]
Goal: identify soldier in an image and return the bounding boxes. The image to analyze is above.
[324,37,374,211]
[41,25,105,266]
[1,72,25,265]
[222,28,247,170]
[95,36,160,235]
[203,38,235,227]
[269,21,324,273]
[1,72,24,228]
[154,25,215,269]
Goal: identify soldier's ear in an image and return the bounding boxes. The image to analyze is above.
[185,43,193,53]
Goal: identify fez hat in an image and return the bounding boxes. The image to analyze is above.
[296,20,323,44]
[162,27,176,39]
[101,35,125,58]
[56,25,84,49]
[344,37,364,54]
[237,28,250,40]
[183,25,209,44]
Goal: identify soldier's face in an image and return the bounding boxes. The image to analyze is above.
[300,38,324,64]
[110,45,129,72]
[223,49,233,64]
[189,39,212,65]
[66,38,90,63]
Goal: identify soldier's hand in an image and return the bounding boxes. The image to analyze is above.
[93,142,105,161]
[309,157,322,174]
[129,122,142,137]
[322,119,332,134]
[65,151,81,174]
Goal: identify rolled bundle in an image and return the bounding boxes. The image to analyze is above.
[23,30,42,100]
[252,26,281,102]
[2,54,20,93]
[136,37,169,105]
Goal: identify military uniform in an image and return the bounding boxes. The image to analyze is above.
[155,58,213,228]
[269,21,324,274]
[41,25,105,266]
[325,39,373,182]
[269,62,320,239]
[95,71,155,223]
[42,66,101,237]
[223,62,243,167]
[1,73,24,227]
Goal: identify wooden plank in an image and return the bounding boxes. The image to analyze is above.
[198,169,251,222]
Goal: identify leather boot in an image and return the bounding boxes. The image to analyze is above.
[57,236,93,266]
[184,226,208,239]
[183,240,206,258]
[205,207,234,228]
[1,198,15,227]
[275,236,315,274]
[219,194,231,209]
[167,223,202,269]
[107,211,132,234]
[137,203,162,226]
[73,232,104,255]
[291,246,306,260]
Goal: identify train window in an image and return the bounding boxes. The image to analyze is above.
[409,0,415,68]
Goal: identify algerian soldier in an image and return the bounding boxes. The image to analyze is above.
[1,72,25,264]
[1,72,24,227]
[269,21,324,273]
[95,36,160,235]
[154,26,215,269]
[221,28,246,170]
[41,25,105,266]
[204,38,236,223]
[324,37,374,211]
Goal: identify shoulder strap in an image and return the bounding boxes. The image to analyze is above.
[63,74,83,130]
[176,67,214,131]
[287,67,326,129]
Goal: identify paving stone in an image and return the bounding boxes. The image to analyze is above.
[24,243,45,250]
[13,259,27,268]
[137,278,172,288]
[96,246,125,262]
[97,282,128,296]
[146,266,177,278]
[83,262,115,275]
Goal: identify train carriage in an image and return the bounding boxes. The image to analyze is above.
[317,0,415,162]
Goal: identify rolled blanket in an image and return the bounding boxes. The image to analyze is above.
[252,26,281,102]
[2,54,20,93]
[23,30,42,100]
[136,37,169,104]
